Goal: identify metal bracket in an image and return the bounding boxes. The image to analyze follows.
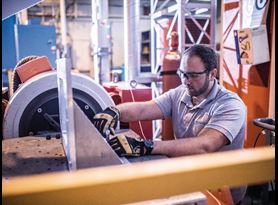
[73,101,123,169]
[56,58,123,170]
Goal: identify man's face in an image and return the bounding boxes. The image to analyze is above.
[178,55,210,97]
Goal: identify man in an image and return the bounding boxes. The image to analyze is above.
[93,45,246,204]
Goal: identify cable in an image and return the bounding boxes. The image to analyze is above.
[253,128,265,147]
[253,128,275,204]
[128,88,147,140]
[205,190,222,205]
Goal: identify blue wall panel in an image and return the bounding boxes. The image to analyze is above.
[2,15,17,69]
[15,25,56,67]
[2,15,17,87]
[2,17,57,87]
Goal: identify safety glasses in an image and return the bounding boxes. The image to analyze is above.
[177,69,208,80]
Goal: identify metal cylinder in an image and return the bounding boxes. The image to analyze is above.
[91,0,110,84]
[60,0,68,57]
[124,0,140,82]
[161,31,181,140]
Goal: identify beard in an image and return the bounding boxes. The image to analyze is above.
[186,77,210,97]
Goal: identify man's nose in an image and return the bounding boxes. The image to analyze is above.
[183,77,191,84]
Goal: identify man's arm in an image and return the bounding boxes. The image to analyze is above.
[152,128,229,157]
[116,100,164,122]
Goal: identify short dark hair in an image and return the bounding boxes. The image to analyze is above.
[183,45,217,71]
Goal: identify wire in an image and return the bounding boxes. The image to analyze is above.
[129,88,147,140]
[205,190,222,205]
[253,129,275,204]
[253,129,265,147]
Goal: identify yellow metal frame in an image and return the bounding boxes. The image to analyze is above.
[2,147,275,205]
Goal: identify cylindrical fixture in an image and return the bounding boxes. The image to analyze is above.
[177,0,185,53]
[161,31,181,140]
[124,0,140,82]
[91,0,110,84]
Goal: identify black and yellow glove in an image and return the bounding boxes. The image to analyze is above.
[92,107,120,138]
[108,135,154,157]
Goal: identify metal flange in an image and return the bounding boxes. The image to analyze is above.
[3,71,114,139]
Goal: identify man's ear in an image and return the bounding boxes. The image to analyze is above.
[210,68,217,80]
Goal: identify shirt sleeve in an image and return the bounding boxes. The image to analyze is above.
[153,91,173,118]
[153,85,185,119]
[205,97,246,143]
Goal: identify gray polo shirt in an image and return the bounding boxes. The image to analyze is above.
[154,79,247,203]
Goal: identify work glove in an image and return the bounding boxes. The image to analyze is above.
[108,135,154,157]
[92,107,120,138]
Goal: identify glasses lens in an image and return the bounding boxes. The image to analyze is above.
[187,73,201,78]
[177,69,208,80]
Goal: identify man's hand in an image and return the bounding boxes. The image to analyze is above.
[108,135,153,157]
[92,107,120,138]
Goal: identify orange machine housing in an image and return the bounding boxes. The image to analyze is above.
[103,82,153,140]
